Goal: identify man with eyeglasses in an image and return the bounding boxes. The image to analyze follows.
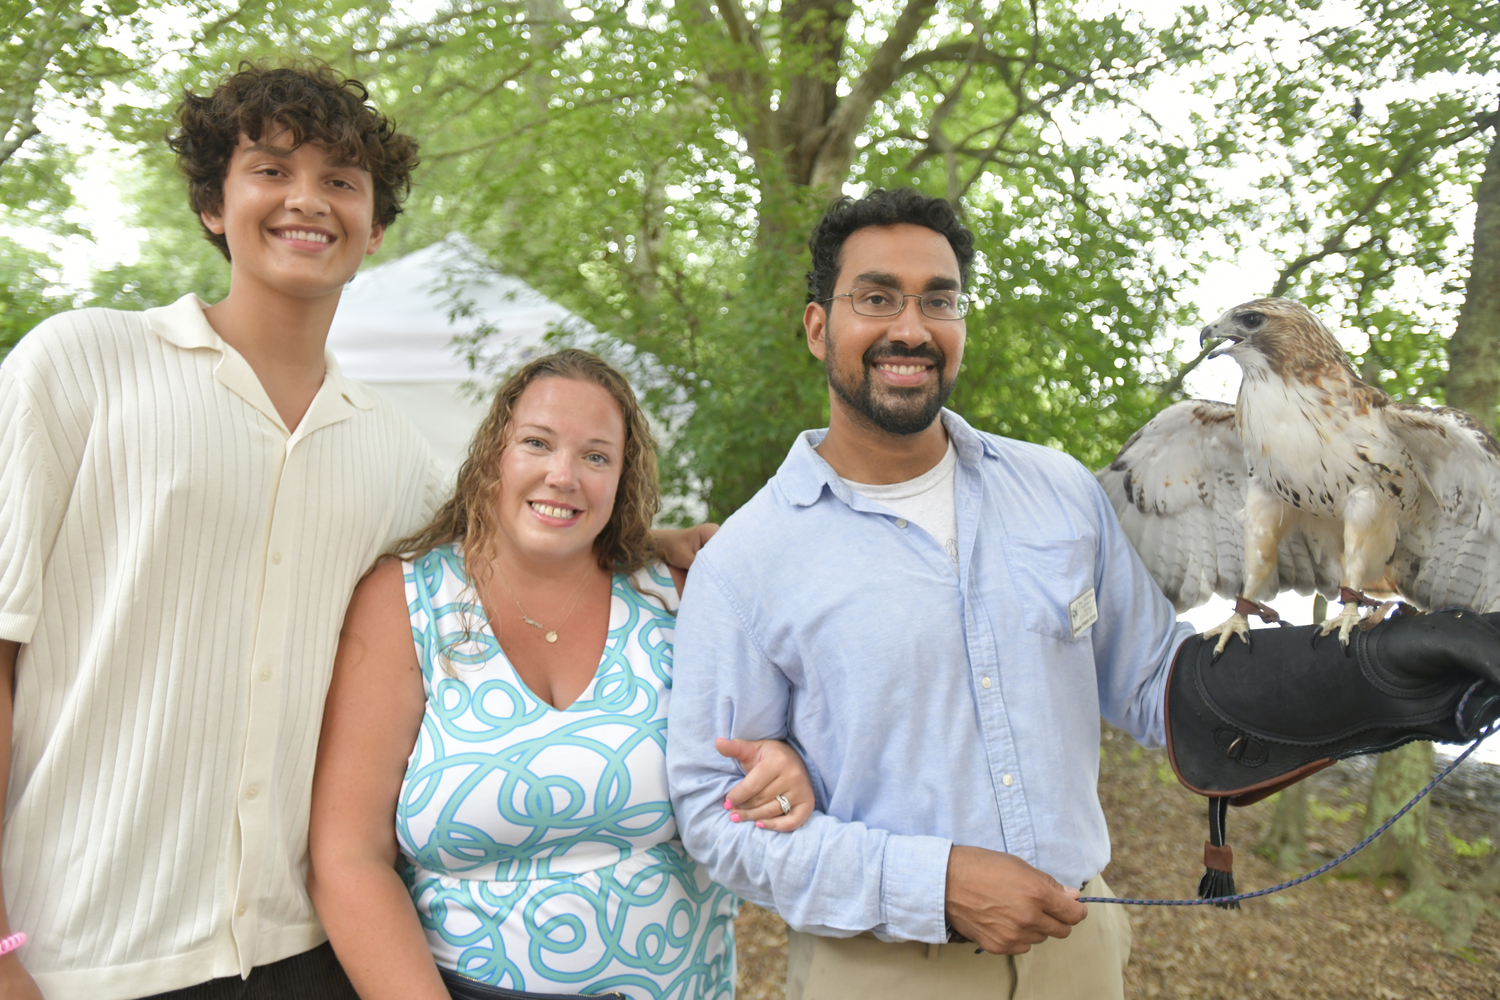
[667,187,1194,998]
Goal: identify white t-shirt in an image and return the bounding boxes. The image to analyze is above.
[0,296,445,998]
[841,439,960,568]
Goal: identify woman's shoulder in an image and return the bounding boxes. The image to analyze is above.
[354,556,408,607]
[404,542,470,586]
[621,562,680,615]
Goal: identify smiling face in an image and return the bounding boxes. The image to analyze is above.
[805,223,966,436]
[493,376,627,568]
[200,128,384,303]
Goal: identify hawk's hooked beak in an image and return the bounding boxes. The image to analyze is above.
[1200,325,1243,359]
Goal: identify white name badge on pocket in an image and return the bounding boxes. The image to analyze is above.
[1068,588,1098,638]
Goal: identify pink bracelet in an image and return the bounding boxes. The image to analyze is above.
[0,931,24,956]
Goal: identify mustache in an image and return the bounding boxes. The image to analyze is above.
[863,343,945,367]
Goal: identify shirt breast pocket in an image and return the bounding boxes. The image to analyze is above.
[1005,535,1099,642]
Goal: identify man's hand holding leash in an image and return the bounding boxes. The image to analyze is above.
[945,846,1088,954]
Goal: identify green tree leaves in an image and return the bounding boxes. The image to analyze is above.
[3,0,1491,513]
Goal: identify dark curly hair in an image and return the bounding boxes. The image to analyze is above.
[169,62,419,260]
[806,188,975,305]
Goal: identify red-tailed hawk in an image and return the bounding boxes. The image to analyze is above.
[1098,297,1500,653]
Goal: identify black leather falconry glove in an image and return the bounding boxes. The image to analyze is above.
[1164,608,1500,907]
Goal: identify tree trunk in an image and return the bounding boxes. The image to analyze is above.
[1446,122,1500,428]
[1257,783,1314,871]
[1347,120,1500,948]
[1347,738,1496,946]
[700,180,827,517]
[1350,741,1434,880]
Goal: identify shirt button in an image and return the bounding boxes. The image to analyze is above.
[236,902,247,917]
[245,785,259,800]
[271,551,282,565]
[895,519,908,529]
[260,669,272,682]
[1002,774,1014,787]
[981,676,992,689]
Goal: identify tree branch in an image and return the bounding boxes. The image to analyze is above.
[901,40,1023,76]
[422,91,641,161]
[0,8,90,171]
[714,0,763,57]
[681,0,777,172]
[1154,340,1217,403]
[1270,119,1485,297]
[955,70,1093,201]
[807,0,939,193]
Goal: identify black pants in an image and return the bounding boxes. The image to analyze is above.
[139,942,360,1000]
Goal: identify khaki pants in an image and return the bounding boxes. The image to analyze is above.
[785,876,1131,1000]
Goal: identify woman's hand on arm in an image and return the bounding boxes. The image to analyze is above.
[309,561,448,1000]
[713,738,816,833]
[653,524,720,593]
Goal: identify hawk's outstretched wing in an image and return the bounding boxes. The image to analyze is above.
[1386,405,1500,613]
[1096,399,1338,611]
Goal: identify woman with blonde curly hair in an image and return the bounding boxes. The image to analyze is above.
[308,349,811,1000]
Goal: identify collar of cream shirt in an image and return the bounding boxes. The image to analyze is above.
[145,292,376,412]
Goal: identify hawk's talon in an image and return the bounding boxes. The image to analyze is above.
[1318,596,1373,647]
[1357,600,1401,630]
[1203,611,1252,662]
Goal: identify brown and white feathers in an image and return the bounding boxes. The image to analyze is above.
[1098,298,1500,617]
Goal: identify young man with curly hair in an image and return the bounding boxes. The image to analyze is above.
[0,65,434,1000]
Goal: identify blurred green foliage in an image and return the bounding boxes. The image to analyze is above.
[87,145,232,311]
[106,0,1237,516]
[0,236,62,357]
[1195,0,1499,407]
[3,0,1495,517]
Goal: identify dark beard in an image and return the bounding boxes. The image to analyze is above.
[825,331,953,436]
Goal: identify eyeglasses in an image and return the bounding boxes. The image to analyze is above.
[823,285,971,320]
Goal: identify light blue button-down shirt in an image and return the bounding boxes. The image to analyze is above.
[665,409,1195,943]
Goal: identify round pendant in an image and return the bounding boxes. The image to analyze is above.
[545,631,558,643]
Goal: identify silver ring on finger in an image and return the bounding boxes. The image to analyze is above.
[776,793,791,815]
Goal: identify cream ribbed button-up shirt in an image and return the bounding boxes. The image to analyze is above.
[0,295,445,999]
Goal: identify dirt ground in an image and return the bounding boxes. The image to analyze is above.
[733,726,1500,999]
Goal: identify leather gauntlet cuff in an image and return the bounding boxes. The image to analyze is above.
[1165,608,1500,806]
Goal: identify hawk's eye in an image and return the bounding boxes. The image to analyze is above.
[1240,312,1265,330]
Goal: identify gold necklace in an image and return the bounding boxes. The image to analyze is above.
[493,558,593,643]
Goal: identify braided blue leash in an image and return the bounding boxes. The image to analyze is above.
[1079,686,1497,907]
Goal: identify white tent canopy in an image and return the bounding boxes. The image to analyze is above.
[326,235,573,470]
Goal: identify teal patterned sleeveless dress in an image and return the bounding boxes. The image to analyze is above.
[397,544,737,998]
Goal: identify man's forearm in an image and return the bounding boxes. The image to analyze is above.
[668,562,951,941]
[667,723,952,941]
[676,787,952,940]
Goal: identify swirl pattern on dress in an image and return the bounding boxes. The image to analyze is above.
[396,545,735,999]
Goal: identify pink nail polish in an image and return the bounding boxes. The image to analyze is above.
[730,813,741,822]
[723,797,733,810]
[756,821,765,829]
